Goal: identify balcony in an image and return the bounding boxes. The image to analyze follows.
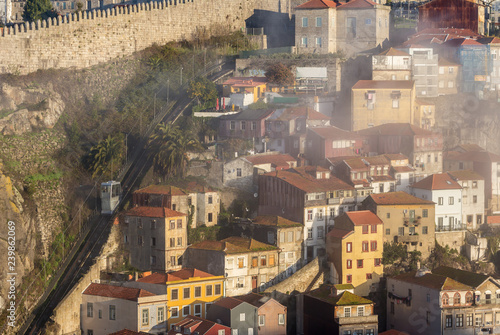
[476,298,500,306]
[397,235,420,243]
[328,198,340,205]
[342,197,356,204]
[403,218,420,226]
[337,314,378,326]
[435,224,467,232]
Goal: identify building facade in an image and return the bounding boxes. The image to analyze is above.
[447,170,485,230]
[372,47,412,81]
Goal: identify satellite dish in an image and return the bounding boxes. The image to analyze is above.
[254,193,258,198]
[262,138,266,143]
[329,166,334,171]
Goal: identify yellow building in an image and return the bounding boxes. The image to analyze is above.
[326,211,384,297]
[134,268,225,328]
[415,98,435,130]
[351,80,416,131]
[222,77,268,103]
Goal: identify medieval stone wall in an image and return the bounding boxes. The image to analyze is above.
[0,0,285,75]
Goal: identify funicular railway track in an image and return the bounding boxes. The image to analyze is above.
[18,61,233,335]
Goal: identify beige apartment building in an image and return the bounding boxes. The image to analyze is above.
[362,191,436,258]
[438,57,461,95]
[372,48,412,81]
[123,206,188,272]
[351,80,416,131]
[415,99,435,130]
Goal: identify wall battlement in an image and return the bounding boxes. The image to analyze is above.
[0,0,284,74]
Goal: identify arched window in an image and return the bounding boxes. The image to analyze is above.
[466,292,473,304]
[453,292,461,305]
[442,293,449,306]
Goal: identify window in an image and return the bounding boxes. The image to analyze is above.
[87,303,93,317]
[346,242,352,253]
[259,315,265,326]
[375,258,381,266]
[307,228,313,240]
[157,306,165,322]
[392,99,399,108]
[287,231,293,243]
[240,313,246,321]
[422,209,428,218]
[301,37,308,47]
[449,67,454,74]
[371,225,377,233]
[473,195,477,203]
[238,257,245,268]
[137,218,143,229]
[194,286,201,298]
[362,241,369,252]
[208,213,213,222]
[344,307,351,317]
[204,285,212,296]
[232,330,238,335]
[237,277,245,288]
[138,235,143,246]
[438,197,443,205]
[357,259,363,268]
[214,283,221,296]
[453,292,461,305]
[317,226,324,239]
[142,308,149,326]
[260,255,267,266]
[151,237,156,247]
[183,305,190,317]
[409,227,415,235]
[241,121,246,130]
[177,237,182,246]
[466,292,473,304]
[170,220,175,229]
[366,273,372,280]
[88,331,94,335]
[346,17,356,38]
[456,314,463,327]
[171,288,179,300]
[236,168,242,177]
[370,241,377,251]
[366,329,374,335]
[448,197,454,205]
[269,255,275,266]
[442,293,449,305]
[307,210,313,221]
[362,225,369,234]
[475,314,482,327]
[194,304,202,317]
[445,315,452,328]
[398,227,404,236]
[466,314,473,327]
[171,306,179,318]
[422,226,428,234]
[357,306,364,316]
[208,195,213,204]
[473,181,478,188]
[316,17,322,27]
[183,287,190,299]
[251,122,256,130]
[346,274,352,283]
[439,67,445,74]
[230,121,235,130]
[386,213,390,219]
[386,228,390,235]
[347,259,352,269]
[279,314,285,325]
[302,17,308,27]
[252,256,258,268]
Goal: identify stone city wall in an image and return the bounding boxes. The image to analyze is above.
[0,0,284,75]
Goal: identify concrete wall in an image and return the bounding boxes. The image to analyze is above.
[435,230,466,252]
[0,0,283,75]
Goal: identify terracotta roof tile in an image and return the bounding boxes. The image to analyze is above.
[391,166,414,173]
[366,191,434,205]
[189,237,278,254]
[447,170,484,181]
[109,330,150,335]
[337,0,377,9]
[185,182,216,193]
[344,157,370,170]
[125,206,187,218]
[411,173,462,190]
[137,269,217,284]
[134,185,186,196]
[352,80,414,90]
[244,154,296,167]
[432,266,488,288]
[308,285,373,305]
[345,210,383,225]
[392,271,472,290]
[327,228,354,239]
[357,123,436,136]
[213,296,245,309]
[308,126,360,140]
[83,283,155,301]
[384,153,409,161]
[252,215,302,227]
[296,0,341,9]
[234,293,277,307]
[364,155,390,165]
[168,315,231,335]
[370,175,395,182]
[262,166,355,193]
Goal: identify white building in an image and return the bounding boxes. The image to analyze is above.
[447,170,485,230]
[399,45,439,97]
[410,173,463,232]
[0,0,11,24]
[385,153,415,192]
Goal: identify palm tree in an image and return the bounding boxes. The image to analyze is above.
[87,134,124,179]
[148,123,202,179]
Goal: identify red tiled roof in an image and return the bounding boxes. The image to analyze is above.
[125,206,187,218]
[447,170,484,181]
[352,80,414,90]
[252,215,302,227]
[137,269,217,284]
[357,123,436,136]
[411,173,462,190]
[308,126,360,140]
[392,271,472,291]
[213,296,245,309]
[378,48,410,57]
[345,210,383,225]
[134,185,187,196]
[344,157,369,170]
[364,155,390,165]
[276,107,331,121]
[245,154,296,166]
[487,216,500,224]
[262,166,355,193]
[444,150,500,163]
[223,77,267,87]
[370,175,395,182]
[327,228,354,239]
[83,283,155,301]
[185,181,216,193]
[391,166,415,173]
[296,0,341,9]
[455,144,484,152]
[384,153,408,161]
[366,191,434,205]
[337,0,377,9]
[168,315,231,335]
[189,237,278,254]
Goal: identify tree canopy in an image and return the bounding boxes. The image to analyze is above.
[84,134,124,179]
[265,63,295,86]
[23,0,56,22]
[188,77,218,106]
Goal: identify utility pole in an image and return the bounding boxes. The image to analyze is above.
[180,66,183,86]
[167,79,170,105]
[154,93,157,120]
